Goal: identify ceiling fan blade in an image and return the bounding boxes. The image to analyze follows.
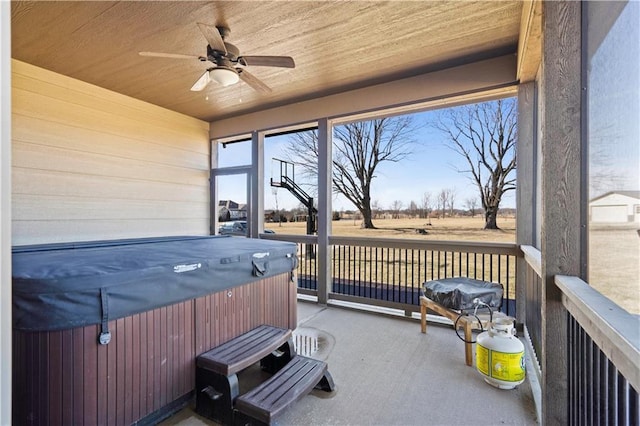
[197,23,227,54]
[238,56,295,68]
[190,70,211,91]
[139,51,200,60]
[238,69,272,94]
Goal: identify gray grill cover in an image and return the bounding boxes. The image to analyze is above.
[13,236,298,331]
[423,277,503,311]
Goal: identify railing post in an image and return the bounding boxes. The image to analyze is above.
[317,118,332,305]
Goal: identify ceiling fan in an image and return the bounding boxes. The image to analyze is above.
[139,23,295,94]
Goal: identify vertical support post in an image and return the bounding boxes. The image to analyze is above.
[209,139,219,235]
[516,81,537,326]
[540,1,583,424]
[317,118,333,305]
[251,131,265,238]
[0,2,12,422]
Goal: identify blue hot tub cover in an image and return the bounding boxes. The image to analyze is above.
[12,235,298,332]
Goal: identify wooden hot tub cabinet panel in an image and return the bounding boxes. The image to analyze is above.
[262,272,298,330]
[195,274,298,355]
[13,273,296,426]
[13,300,196,425]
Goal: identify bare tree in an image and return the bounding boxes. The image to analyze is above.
[589,123,628,197]
[408,200,418,218]
[421,192,432,220]
[391,200,403,219]
[438,189,449,218]
[284,117,417,228]
[465,197,478,217]
[447,188,457,217]
[371,199,382,219]
[433,98,517,229]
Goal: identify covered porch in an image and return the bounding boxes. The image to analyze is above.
[2,1,639,425]
[163,300,537,425]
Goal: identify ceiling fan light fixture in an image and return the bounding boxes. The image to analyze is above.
[210,67,240,87]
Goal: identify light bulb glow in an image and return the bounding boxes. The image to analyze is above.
[210,67,240,86]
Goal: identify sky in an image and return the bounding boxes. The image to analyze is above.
[216,107,517,213]
[587,0,640,199]
[215,3,640,214]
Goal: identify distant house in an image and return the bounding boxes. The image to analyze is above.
[589,191,640,223]
[264,210,276,222]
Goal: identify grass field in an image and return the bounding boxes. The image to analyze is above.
[270,216,517,243]
[589,225,640,314]
[268,216,639,315]
[275,216,518,301]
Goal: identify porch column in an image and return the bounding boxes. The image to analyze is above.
[516,81,537,326]
[209,139,219,235]
[251,131,265,237]
[317,118,333,305]
[540,1,583,424]
[0,1,12,422]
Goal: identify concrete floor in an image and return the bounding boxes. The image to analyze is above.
[161,300,538,426]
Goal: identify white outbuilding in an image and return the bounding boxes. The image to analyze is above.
[589,191,640,223]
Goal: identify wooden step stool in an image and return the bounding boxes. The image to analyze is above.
[234,355,335,425]
[195,325,295,425]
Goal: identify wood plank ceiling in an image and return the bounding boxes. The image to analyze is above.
[11,1,522,122]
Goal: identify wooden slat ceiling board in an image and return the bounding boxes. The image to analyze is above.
[11,1,522,122]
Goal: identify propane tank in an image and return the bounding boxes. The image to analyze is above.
[475,317,525,389]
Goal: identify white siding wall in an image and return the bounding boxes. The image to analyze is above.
[11,60,210,245]
[590,193,640,218]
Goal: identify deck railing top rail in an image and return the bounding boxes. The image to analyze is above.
[330,236,520,255]
[556,274,640,392]
[262,233,520,255]
[260,233,317,244]
[521,245,542,277]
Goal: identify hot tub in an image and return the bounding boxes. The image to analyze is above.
[12,236,298,425]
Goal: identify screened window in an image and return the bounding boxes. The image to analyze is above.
[585,0,640,314]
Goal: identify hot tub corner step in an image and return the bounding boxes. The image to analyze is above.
[234,355,335,425]
[197,325,293,376]
[195,325,295,424]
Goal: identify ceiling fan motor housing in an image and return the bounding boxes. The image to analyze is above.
[207,43,239,63]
